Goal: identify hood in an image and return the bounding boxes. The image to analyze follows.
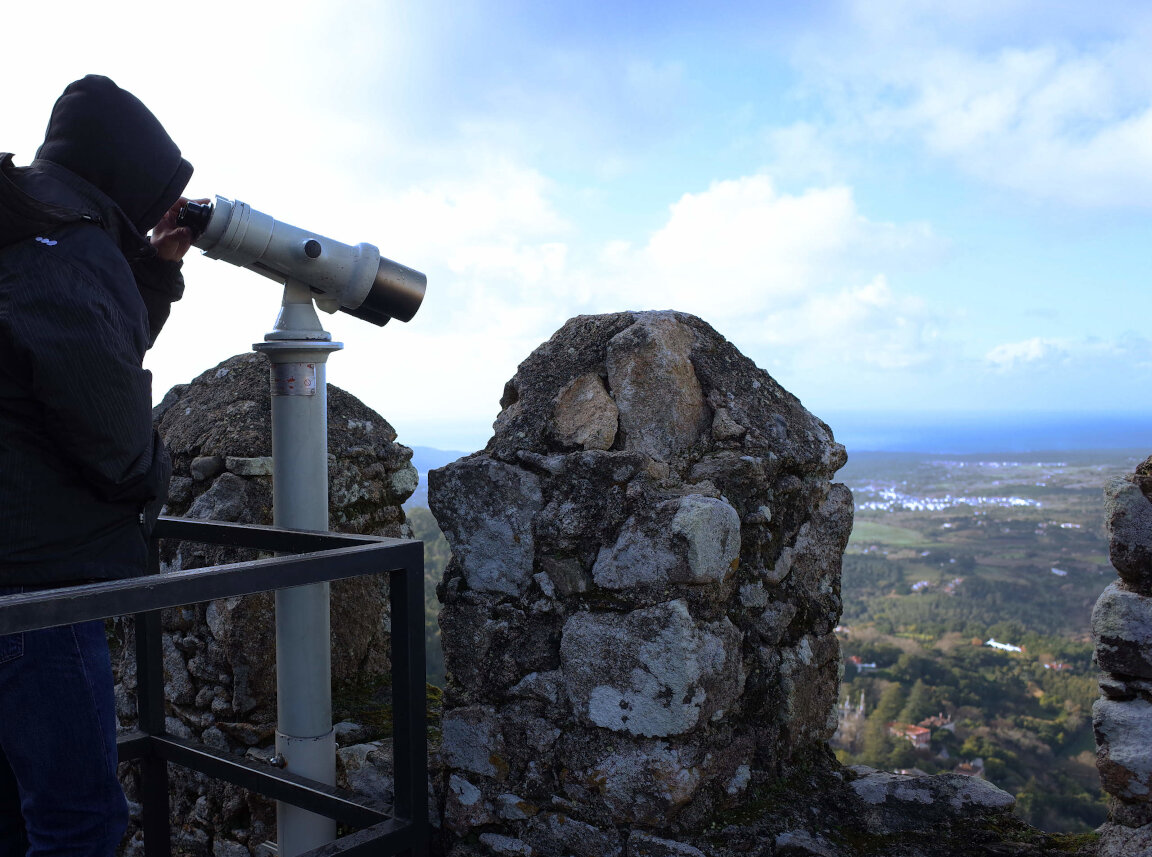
[35,75,193,234]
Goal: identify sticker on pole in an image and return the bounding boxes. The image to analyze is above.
[271,363,317,397]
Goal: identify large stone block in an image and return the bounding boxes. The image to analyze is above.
[429,458,543,597]
[592,495,740,590]
[1094,582,1152,679]
[552,372,618,451]
[1095,697,1152,803]
[585,742,705,826]
[1107,476,1152,594]
[560,600,743,737]
[606,313,709,461]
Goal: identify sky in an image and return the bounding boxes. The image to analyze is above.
[4,1,1151,452]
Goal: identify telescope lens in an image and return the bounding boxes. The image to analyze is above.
[367,256,427,323]
[176,201,214,238]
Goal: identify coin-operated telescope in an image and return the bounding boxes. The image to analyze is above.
[177,195,427,854]
[178,197,426,325]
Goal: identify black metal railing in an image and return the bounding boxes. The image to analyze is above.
[0,516,427,857]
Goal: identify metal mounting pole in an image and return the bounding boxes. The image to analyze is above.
[254,280,342,855]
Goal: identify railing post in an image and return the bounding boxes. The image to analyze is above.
[135,607,172,857]
[389,543,428,856]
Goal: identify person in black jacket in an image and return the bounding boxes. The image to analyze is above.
[0,75,194,855]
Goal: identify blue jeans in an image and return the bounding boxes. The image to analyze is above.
[0,588,127,857]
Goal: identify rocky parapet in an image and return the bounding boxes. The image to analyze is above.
[428,311,853,855]
[1093,455,1152,854]
[115,352,416,854]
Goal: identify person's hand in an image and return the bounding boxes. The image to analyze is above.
[150,197,208,262]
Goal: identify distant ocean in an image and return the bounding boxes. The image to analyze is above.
[403,413,1150,507]
[822,411,1151,454]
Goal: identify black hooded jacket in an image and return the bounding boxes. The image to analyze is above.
[0,76,193,585]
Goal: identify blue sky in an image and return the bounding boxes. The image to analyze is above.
[5,1,1150,450]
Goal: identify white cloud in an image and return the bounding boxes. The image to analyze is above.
[789,2,1152,207]
[631,175,939,316]
[985,334,1152,373]
[576,176,945,374]
[985,337,1069,371]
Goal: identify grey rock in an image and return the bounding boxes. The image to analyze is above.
[429,458,543,597]
[431,311,854,851]
[188,472,249,522]
[1094,582,1152,678]
[524,812,623,857]
[592,495,739,590]
[585,742,704,826]
[444,773,495,835]
[337,742,394,808]
[756,601,798,645]
[190,455,225,482]
[1101,674,1152,702]
[1096,822,1152,857]
[508,670,563,706]
[1106,476,1152,593]
[225,455,273,477]
[441,706,504,779]
[1095,697,1152,802]
[162,633,195,705]
[212,841,251,857]
[495,793,537,820]
[628,831,708,857]
[710,407,746,442]
[774,830,840,857]
[478,833,535,856]
[849,766,1015,811]
[560,600,743,737]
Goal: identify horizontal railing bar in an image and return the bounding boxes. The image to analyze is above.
[119,733,392,829]
[0,540,423,634]
[296,818,414,857]
[151,517,397,553]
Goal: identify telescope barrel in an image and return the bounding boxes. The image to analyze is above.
[181,196,426,326]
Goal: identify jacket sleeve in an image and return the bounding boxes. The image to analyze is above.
[10,250,170,506]
[130,254,185,348]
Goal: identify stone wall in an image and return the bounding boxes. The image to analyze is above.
[115,352,417,855]
[1093,456,1152,857]
[428,311,855,854]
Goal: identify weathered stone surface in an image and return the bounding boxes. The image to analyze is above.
[848,767,1015,833]
[628,830,708,857]
[553,372,618,450]
[224,455,273,477]
[1097,821,1152,857]
[774,830,839,857]
[431,311,853,854]
[561,600,743,737]
[444,773,495,834]
[1094,582,1152,679]
[477,833,535,856]
[586,741,705,825]
[441,705,505,779]
[606,313,709,461]
[591,495,740,590]
[336,742,394,809]
[429,458,542,597]
[1095,697,1152,802]
[522,812,623,857]
[1107,475,1152,594]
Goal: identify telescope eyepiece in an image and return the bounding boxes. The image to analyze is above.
[176,200,214,238]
